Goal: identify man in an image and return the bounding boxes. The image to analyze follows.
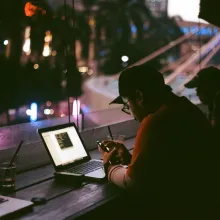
[185,66,220,130]
[99,63,219,219]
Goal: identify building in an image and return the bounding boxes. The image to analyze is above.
[145,0,168,17]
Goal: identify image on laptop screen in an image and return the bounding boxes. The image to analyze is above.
[55,132,73,149]
[41,126,88,166]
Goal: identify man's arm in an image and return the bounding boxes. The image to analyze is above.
[107,165,133,189]
[105,113,164,188]
[107,115,157,188]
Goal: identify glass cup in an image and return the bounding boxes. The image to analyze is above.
[106,135,125,144]
[106,135,125,151]
[0,163,16,193]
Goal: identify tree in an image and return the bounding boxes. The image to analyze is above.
[95,0,183,75]
[82,0,99,9]
[0,0,24,113]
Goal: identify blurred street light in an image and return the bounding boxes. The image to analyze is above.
[3,40,8,45]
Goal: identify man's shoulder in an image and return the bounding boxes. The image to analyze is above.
[149,104,177,124]
[140,105,174,132]
[146,97,202,127]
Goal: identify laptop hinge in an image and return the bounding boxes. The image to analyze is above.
[59,157,90,171]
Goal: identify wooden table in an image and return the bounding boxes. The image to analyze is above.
[8,138,135,220]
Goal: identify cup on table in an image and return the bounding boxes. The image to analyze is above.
[106,135,125,143]
[0,163,16,193]
[105,135,125,151]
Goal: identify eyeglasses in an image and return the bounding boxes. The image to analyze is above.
[121,100,130,115]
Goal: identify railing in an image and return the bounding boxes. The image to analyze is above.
[174,43,220,94]
[110,33,197,81]
[0,107,133,149]
[165,33,220,85]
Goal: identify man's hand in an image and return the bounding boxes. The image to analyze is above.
[98,145,117,164]
[100,141,132,165]
[116,142,132,165]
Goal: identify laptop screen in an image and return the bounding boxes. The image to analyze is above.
[41,126,88,166]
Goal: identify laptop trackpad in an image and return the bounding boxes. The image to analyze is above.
[85,168,106,179]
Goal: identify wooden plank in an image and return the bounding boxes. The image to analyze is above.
[15,182,122,220]
[0,141,51,173]
[13,178,88,202]
[9,138,135,219]
[15,165,54,190]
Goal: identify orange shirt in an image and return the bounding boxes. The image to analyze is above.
[127,96,215,183]
[109,95,219,219]
[126,112,156,179]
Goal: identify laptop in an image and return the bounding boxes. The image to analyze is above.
[38,123,105,180]
[0,195,33,218]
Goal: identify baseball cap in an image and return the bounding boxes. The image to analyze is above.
[110,62,170,105]
[184,66,220,89]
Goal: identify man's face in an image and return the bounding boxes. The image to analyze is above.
[122,93,145,122]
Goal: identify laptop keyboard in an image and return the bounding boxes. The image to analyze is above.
[67,160,103,175]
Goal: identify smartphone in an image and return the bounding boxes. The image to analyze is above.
[96,141,110,152]
[97,141,120,165]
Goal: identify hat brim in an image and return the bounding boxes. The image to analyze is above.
[109,96,124,105]
[184,77,198,88]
